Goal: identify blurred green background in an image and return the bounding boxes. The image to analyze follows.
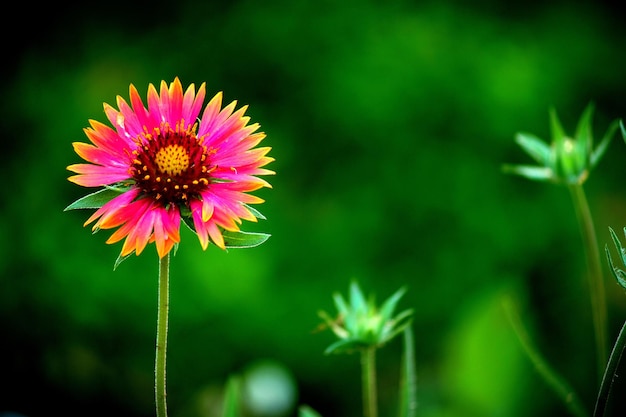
[2,0,626,416]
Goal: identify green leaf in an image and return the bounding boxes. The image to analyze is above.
[381,311,413,345]
[591,119,619,167]
[222,375,242,417]
[549,107,567,144]
[299,405,322,417]
[609,227,626,266]
[324,337,367,355]
[502,164,553,182]
[332,293,350,317]
[318,309,347,339]
[574,103,594,153]
[64,187,127,211]
[514,132,551,165]
[379,286,407,322]
[398,326,417,417]
[184,219,271,248]
[223,230,270,248]
[620,120,626,142]
[606,245,626,290]
[349,281,367,313]
[606,227,626,290]
[244,203,267,220]
[181,214,196,232]
[114,251,133,271]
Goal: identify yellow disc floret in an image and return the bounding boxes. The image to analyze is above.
[155,145,190,176]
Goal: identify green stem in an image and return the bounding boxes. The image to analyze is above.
[156,253,170,417]
[503,297,589,417]
[399,326,417,417]
[361,346,378,417]
[593,320,626,417]
[568,184,608,380]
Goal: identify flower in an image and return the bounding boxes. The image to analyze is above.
[318,281,413,354]
[67,78,274,259]
[503,104,618,185]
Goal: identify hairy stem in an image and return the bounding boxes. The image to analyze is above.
[156,253,170,417]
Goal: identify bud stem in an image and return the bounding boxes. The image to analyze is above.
[361,346,378,417]
[568,183,607,382]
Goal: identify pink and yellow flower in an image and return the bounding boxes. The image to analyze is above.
[68,78,274,258]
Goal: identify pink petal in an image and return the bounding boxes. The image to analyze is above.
[67,164,130,187]
[190,199,210,250]
[159,80,170,123]
[147,83,164,123]
[85,120,133,156]
[167,78,184,124]
[116,95,143,138]
[183,82,206,124]
[84,188,140,228]
[129,83,152,128]
[72,142,127,168]
[206,221,225,249]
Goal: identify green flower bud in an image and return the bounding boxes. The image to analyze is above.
[503,104,618,185]
[318,281,413,354]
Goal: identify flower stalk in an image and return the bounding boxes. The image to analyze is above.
[155,253,170,417]
[361,346,378,417]
[593,319,626,417]
[502,297,588,417]
[568,183,607,379]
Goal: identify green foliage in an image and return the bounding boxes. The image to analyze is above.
[222,230,271,249]
[180,208,270,249]
[222,376,242,417]
[605,227,626,290]
[64,186,129,211]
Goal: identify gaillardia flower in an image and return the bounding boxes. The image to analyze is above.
[67,78,274,258]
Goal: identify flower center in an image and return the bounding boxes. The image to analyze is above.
[155,145,190,176]
[130,121,214,204]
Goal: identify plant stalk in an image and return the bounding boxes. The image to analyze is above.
[361,346,378,417]
[568,183,608,380]
[503,297,588,417]
[593,319,626,417]
[399,326,417,417]
[156,253,170,417]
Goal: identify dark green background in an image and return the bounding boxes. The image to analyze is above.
[3,1,626,416]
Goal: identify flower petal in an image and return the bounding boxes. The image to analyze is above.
[67,163,131,187]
